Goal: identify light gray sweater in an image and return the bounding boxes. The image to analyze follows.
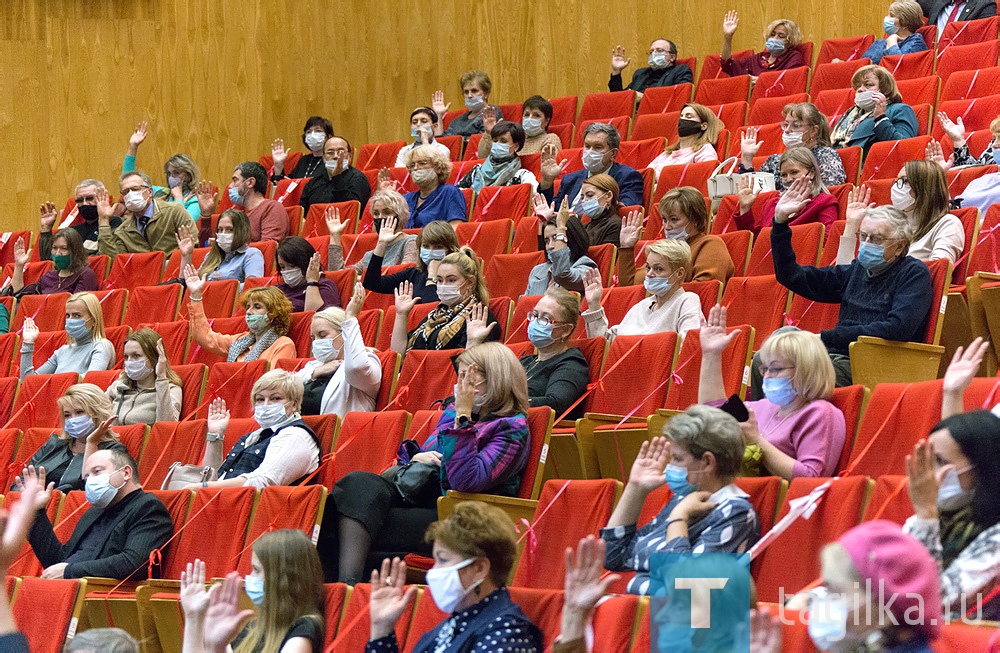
[20,336,115,380]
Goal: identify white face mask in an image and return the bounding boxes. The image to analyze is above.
[436,283,465,306]
[215,232,234,252]
[890,182,916,212]
[304,132,326,152]
[124,359,151,381]
[782,131,804,148]
[663,225,688,240]
[280,268,305,287]
[522,117,544,137]
[425,558,482,613]
[254,403,289,429]
[124,190,147,212]
[411,168,437,186]
[938,465,974,510]
[808,593,863,651]
[311,338,340,363]
[854,89,876,111]
[324,158,343,173]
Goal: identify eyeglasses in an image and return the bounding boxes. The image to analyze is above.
[779,121,806,131]
[648,49,676,55]
[759,364,795,376]
[892,177,910,190]
[74,195,97,205]
[121,185,149,194]
[858,231,894,246]
[526,312,567,328]
[407,160,432,170]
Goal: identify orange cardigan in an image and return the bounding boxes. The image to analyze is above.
[188,300,297,364]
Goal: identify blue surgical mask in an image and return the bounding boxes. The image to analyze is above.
[245,313,270,333]
[64,414,95,439]
[665,463,695,495]
[883,16,899,35]
[644,276,673,297]
[228,186,243,205]
[420,247,447,264]
[857,241,888,270]
[522,117,544,137]
[244,574,265,605]
[765,38,786,54]
[762,376,798,407]
[85,467,126,508]
[65,317,91,341]
[490,141,512,161]
[464,95,485,112]
[663,226,688,240]
[578,198,603,218]
[167,176,183,189]
[411,125,432,141]
[992,148,1000,166]
[581,148,606,173]
[527,320,555,348]
[648,51,670,69]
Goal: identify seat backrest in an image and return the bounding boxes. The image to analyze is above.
[180,279,239,319]
[507,587,566,649]
[13,291,69,333]
[471,184,532,222]
[374,302,437,352]
[139,319,190,366]
[817,35,876,65]
[105,251,165,290]
[830,384,869,472]
[578,90,636,123]
[124,284,182,326]
[941,66,1000,101]
[695,75,751,105]
[0,378,17,428]
[90,288,128,326]
[809,59,872,95]
[199,360,269,419]
[600,284,645,327]
[682,279,722,318]
[749,67,809,104]
[895,75,940,107]
[665,324,753,410]
[813,88,855,126]
[589,332,678,416]
[401,590,449,652]
[373,350,400,411]
[934,95,1000,139]
[0,428,21,489]
[511,479,623,589]
[746,223,825,277]
[272,176,311,208]
[0,332,18,378]
[356,141,405,171]
[303,200,361,237]
[721,276,789,345]
[880,49,935,80]
[326,410,408,484]
[332,582,413,650]
[164,486,256,579]
[652,160,722,200]
[716,229,753,275]
[406,409,443,446]
[455,219,512,267]
[390,349,461,412]
[484,251,545,301]
[636,83,694,116]
[139,420,209,490]
[860,136,933,181]
[11,577,84,653]
[967,204,1000,276]
[236,485,328,574]
[321,583,350,650]
[617,137,667,171]
[862,475,912,524]
[923,258,951,344]
[936,40,1000,82]
[7,372,79,431]
[728,123,784,159]
[518,406,555,500]
[747,92,809,124]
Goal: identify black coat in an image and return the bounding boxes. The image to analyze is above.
[919,0,996,22]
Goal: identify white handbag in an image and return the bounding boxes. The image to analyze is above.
[707,156,776,202]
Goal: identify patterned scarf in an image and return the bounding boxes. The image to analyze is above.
[940,503,984,569]
[830,106,871,148]
[472,155,521,194]
[407,300,474,350]
[227,327,280,362]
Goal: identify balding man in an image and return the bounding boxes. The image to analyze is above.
[38,179,122,258]
[97,170,195,256]
[608,39,694,97]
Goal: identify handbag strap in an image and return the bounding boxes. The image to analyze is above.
[711,156,740,177]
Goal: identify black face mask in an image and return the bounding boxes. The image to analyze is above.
[677,119,704,138]
[78,205,99,222]
[372,218,384,234]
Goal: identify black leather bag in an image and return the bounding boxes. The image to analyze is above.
[384,439,441,507]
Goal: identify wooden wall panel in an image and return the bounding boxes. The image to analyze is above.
[0,0,884,234]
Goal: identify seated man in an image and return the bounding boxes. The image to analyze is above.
[298,136,371,217]
[97,171,194,256]
[920,0,996,34]
[608,39,693,96]
[770,205,933,389]
[39,178,121,258]
[539,122,644,209]
[197,161,289,245]
[24,449,173,580]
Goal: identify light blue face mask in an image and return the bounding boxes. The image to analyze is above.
[762,376,798,407]
[228,186,243,205]
[411,125,432,141]
[527,320,555,348]
[490,141,512,161]
[420,247,447,265]
[992,147,1000,166]
[663,225,688,240]
[857,241,888,270]
[644,276,674,297]
[85,467,126,508]
[578,197,603,218]
[244,574,265,605]
[522,117,544,137]
[464,95,485,112]
[883,16,899,35]
[665,463,696,495]
[765,37,786,54]
[65,317,91,341]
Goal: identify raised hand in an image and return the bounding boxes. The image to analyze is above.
[482,105,498,133]
[39,201,58,233]
[176,223,195,258]
[369,557,417,641]
[155,339,169,379]
[611,44,631,74]
[925,140,954,171]
[306,252,322,284]
[736,174,760,213]
[271,137,290,171]
[0,469,44,572]
[12,237,29,269]
[540,143,569,183]
[431,90,451,118]
[619,210,643,249]
[86,415,116,447]
[532,193,555,220]
[465,303,496,345]
[627,436,670,493]
[394,280,420,315]
[324,206,347,238]
[583,267,604,309]
[906,439,942,520]
[129,121,149,149]
[180,559,211,619]
[195,180,218,217]
[937,112,967,146]
[17,466,53,513]
[561,536,620,641]
[346,281,366,320]
[22,316,39,345]
[183,263,206,299]
[376,167,397,192]
[942,337,988,395]
[740,126,763,165]
[454,364,478,417]
[700,304,738,355]
[773,177,812,223]
[206,397,230,435]
[95,187,115,223]
[378,216,399,244]
[722,10,740,37]
[555,197,571,230]
[845,184,873,230]
[872,91,888,119]
[202,573,255,651]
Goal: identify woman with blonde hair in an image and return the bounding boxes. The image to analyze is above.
[583,239,703,341]
[739,103,846,190]
[176,209,264,283]
[326,190,418,273]
[400,145,467,227]
[362,219,460,303]
[123,121,201,220]
[700,306,846,479]
[180,529,325,652]
[327,343,531,583]
[721,13,807,75]
[863,0,928,64]
[107,328,182,426]
[647,103,722,174]
[20,291,114,380]
[831,64,918,153]
[184,267,297,364]
[14,383,126,491]
[391,247,499,354]
[734,146,839,236]
[297,282,382,416]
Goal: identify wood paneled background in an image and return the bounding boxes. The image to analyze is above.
[0,0,884,233]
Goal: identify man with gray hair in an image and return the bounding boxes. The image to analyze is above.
[38,179,122,258]
[538,122,644,209]
[66,628,138,653]
[97,170,195,256]
[771,204,933,387]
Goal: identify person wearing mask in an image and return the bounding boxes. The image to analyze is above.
[196,162,289,245]
[467,287,590,420]
[703,306,846,479]
[391,248,499,353]
[326,197,418,274]
[601,408,760,595]
[831,65,918,154]
[720,13,807,76]
[270,116,335,182]
[457,121,539,194]
[838,163,963,265]
[432,70,503,139]
[21,449,173,580]
[525,201,597,296]
[535,173,623,247]
[176,209,264,283]
[12,383,126,492]
[362,219,459,303]
[96,171,195,256]
[608,39,694,96]
[275,236,341,311]
[582,240,703,341]
[184,272,297,364]
[298,136,371,217]
[739,103,847,190]
[38,179,121,258]
[920,0,997,35]
[20,291,115,380]
[7,229,98,297]
[538,122,644,208]
[366,503,543,652]
[180,531,325,653]
[396,107,452,167]
[106,329,182,426]
[188,370,320,490]
[927,114,1000,216]
[399,146,467,227]
[297,282,382,416]
[329,345,531,584]
[477,95,563,158]
[122,121,201,220]
[647,104,722,175]
[618,187,735,285]
[734,147,839,237]
[864,0,928,64]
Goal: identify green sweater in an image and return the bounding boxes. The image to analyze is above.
[97,198,196,256]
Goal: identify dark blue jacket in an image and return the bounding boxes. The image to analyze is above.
[543,161,645,209]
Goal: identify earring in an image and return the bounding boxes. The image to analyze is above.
[475,585,481,596]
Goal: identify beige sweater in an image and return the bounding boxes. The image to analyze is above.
[106,377,183,425]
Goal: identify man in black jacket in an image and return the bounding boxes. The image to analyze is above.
[919,0,996,33]
[608,39,693,97]
[25,449,173,580]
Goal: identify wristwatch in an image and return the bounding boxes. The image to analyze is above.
[552,233,568,243]
[307,281,320,287]
[206,432,223,442]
